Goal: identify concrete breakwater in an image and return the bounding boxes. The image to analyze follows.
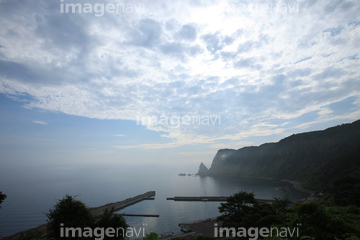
[167,196,274,204]
[114,213,159,217]
[90,191,156,216]
[167,196,228,201]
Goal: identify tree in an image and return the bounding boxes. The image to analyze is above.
[0,191,6,208]
[217,191,258,228]
[95,208,128,240]
[218,192,291,230]
[46,195,94,240]
[218,191,360,239]
[46,195,128,240]
[288,201,346,240]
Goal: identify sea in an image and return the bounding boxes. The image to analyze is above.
[0,164,309,237]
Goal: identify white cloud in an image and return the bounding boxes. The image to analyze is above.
[33,120,47,125]
[1,0,360,149]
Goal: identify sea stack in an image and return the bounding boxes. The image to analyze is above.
[197,162,209,176]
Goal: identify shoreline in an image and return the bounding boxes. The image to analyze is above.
[279,179,315,195]
[200,175,315,195]
[253,176,315,195]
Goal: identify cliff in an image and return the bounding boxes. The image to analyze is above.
[197,149,237,176]
[200,119,360,189]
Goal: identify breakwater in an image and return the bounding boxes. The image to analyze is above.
[90,191,156,216]
[166,196,274,204]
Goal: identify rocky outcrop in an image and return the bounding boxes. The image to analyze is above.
[197,162,209,176]
[197,149,237,176]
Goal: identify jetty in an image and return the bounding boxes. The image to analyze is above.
[167,196,228,201]
[90,191,156,216]
[166,196,274,204]
[114,213,159,217]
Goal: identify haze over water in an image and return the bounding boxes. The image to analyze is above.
[0,165,308,237]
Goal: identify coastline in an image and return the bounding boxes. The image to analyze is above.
[199,175,315,195]
[250,176,315,195]
[168,179,315,239]
[280,179,315,195]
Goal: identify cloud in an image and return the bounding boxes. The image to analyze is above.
[177,24,197,41]
[33,120,47,125]
[233,57,262,69]
[127,18,163,48]
[114,134,126,137]
[1,0,360,149]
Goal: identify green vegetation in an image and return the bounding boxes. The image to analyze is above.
[206,120,360,190]
[323,174,360,207]
[143,232,159,240]
[45,195,128,240]
[218,191,290,231]
[46,195,94,239]
[218,191,360,240]
[0,191,6,208]
[4,195,129,240]
[203,120,360,239]
[94,208,128,240]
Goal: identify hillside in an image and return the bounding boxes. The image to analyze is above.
[198,120,360,190]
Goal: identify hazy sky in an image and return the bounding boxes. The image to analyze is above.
[0,0,360,173]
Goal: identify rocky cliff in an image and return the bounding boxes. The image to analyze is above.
[197,149,237,176]
[198,120,360,189]
[197,162,209,176]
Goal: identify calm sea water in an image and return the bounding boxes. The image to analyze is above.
[0,165,308,237]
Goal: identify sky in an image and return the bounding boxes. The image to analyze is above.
[0,0,360,175]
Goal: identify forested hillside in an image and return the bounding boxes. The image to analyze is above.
[200,120,360,190]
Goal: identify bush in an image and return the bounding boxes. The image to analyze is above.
[0,191,6,208]
[46,195,128,240]
[46,195,94,240]
[95,208,128,240]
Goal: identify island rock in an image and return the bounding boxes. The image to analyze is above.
[197,162,209,176]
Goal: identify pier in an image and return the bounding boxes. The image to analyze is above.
[167,196,228,201]
[90,191,156,216]
[115,213,159,217]
[167,196,274,204]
